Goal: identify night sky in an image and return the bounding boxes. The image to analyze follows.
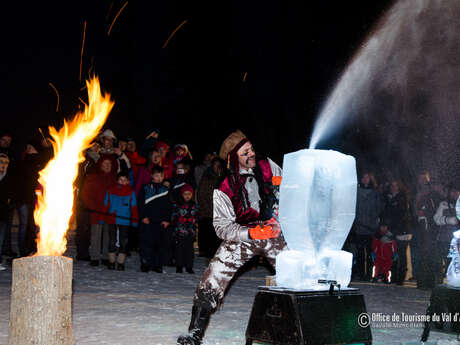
[2,1,392,165]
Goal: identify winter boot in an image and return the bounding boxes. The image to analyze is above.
[117,253,126,271]
[108,253,116,270]
[176,266,183,273]
[176,305,212,345]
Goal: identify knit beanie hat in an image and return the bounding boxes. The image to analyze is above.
[181,183,194,195]
[155,141,169,151]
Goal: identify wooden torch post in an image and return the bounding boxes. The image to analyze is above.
[8,256,75,345]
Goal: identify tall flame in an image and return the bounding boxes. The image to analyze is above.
[34,77,114,256]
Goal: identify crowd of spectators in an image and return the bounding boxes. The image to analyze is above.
[0,128,458,290]
[0,129,224,273]
[346,170,460,288]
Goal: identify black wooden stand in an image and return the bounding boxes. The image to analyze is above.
[245,286,372,345]
[421,284,460,342]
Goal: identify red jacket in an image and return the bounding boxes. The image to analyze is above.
[81,155,117,224]
[103,184,139,227]
[372,232,397,269]
[125,151,146,181]
[162,157,174,180]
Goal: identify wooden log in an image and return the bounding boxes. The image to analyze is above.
[8,256,74,345]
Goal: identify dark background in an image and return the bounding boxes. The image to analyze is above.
[1,1,392,165]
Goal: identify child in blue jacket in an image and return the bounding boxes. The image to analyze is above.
[138,166,172,272]
[104,172,138,270]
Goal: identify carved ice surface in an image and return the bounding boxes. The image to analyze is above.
[276,149,357,290]
[446,229,460,287]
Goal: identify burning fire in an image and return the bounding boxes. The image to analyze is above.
[34,77,114,256]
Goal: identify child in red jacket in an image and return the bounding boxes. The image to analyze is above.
[371,221,397,283]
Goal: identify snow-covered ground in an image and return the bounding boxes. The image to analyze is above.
[0,252,458,345]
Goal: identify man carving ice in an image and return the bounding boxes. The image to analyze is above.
[177,130,287,345]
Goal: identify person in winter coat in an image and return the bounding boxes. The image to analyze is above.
[371,221,397,283]
[139,129,159,158]
[134,149,162,197]
[103,172,139,271]
[434,183,460,275]
[74,141,102,261]
[170,160,196,203]
[138,166,172,273]
[0,153,13,270]
[155,141,174,180]
[168,144,191,165]
[351,171,384,280]
[99,129,131,175]
[0,132,16,258]
[81,155,117,266]
[194,152,216,187]
[381,180,411,285]
[410,170,432,281]
[167,160,196,265]
[414,178,446,288]
[196,157,223,258]
[172,184,199,274]
[125,137,146,181]
[177,130,285,345]
[14,139,46,256]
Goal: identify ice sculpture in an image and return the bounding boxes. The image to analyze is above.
[447,230,460,287]
[446,197,460,287]
[276,149,357,290]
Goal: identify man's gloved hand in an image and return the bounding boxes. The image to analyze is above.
[272,176,282,186]
[249,217,281,240]
[370,252,376,262]
[446,217,459,226]
[393,253,398,261]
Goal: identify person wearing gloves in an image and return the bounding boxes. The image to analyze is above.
[177,130,286,345]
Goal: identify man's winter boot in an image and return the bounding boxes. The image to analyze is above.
[176,305,211,345]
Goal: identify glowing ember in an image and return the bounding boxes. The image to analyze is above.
[162,20,188,48]
[34,76,114,256]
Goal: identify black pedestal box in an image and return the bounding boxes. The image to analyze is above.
[245,286,372,345]
[421,284,460,341]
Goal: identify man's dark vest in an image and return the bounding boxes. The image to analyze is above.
[218,159,277,226]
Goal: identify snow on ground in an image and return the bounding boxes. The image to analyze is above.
[0,253,459,345]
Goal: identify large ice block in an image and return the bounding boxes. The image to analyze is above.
[278,149,357,254]
[276,149,357,290]
[276,249,353,289]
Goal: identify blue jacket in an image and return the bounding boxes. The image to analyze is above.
[138,183,172,223]
[103,184,139,227]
